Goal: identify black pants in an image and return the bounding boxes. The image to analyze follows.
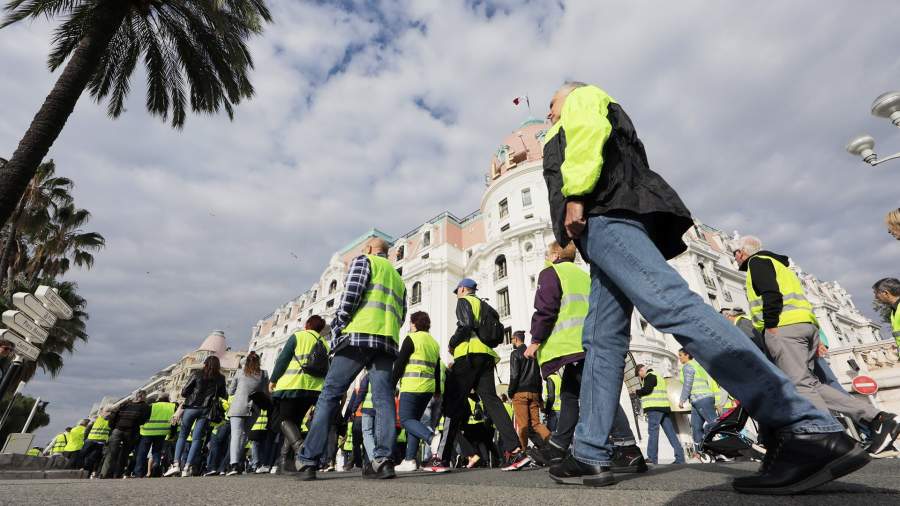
[80,440,105,473]
[274,395,318,462]
[436,354,519,464]
[351,416,364,466]
[100,429,138,478]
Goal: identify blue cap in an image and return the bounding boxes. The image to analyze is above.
[453,278,477,293]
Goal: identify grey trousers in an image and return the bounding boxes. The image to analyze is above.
[765,323,879,424]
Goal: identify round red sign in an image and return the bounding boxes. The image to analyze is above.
[851,375,878,395]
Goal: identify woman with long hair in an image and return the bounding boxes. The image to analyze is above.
[225,351,269,475]
[886,208,900,241]
[164,355,227,477]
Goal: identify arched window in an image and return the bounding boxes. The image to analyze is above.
[329,280,337,294]
[411,282,422,305]
[396,245,405,260]
[494,254,507,280]
[312,290,318,301]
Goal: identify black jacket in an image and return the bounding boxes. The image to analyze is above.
[448,297,478,352]
[109,401,151,432]
[740,250,790,330]
[508,344,542,395]
[181,372,227,410]
[543,97,694,260]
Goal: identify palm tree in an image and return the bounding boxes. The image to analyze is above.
[0,0,272,228]
[0,159,73,290]
[24,203,105,283]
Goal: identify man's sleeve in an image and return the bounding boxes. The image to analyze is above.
[507,350,521,396]
[748,257,783,330]
[269,334,297,385]
[448,298,475,350]
[544,377,556,414]
[530,267,563,344]
[330,256,370,339]
[679,365,694,404]
[391,337,414,386]
[559,86,614,198]
[635,374,656,397]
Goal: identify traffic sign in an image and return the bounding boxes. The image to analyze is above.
[851,375,878,395]
[35,285,73,320]
[1,311,48,344]
[12,292,57,328]
[0,329,40,361]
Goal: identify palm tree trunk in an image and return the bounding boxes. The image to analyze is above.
[0,4,129,229]
[0,212,22,291]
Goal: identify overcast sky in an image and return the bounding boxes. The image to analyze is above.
[2,1,898,442]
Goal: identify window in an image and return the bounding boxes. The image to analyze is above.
[499,198,509,219]
[723,290,733,302]
[326,299,335,309]
[524,213,533,220]
[466,249,473,260]
[529,275,536,289]
[397,267,403,276]
[697,262,716,289]
[523,242,533,253]
[329,280,337,294]
[521,188,532,207]
[494,255,508,280]
[423,231,431,247]
[421,253,429,260]
[708,292,719,310]
[639,318,649,334]
[312,290,318,301]
[283,324,288,334]
[396,245,405,260]
[503,326,513,345]
[411,282,422,305]
[274,314,280,325]
[497,288,510,318]
[500,223,510,232]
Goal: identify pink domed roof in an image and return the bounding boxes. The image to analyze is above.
[198,330,227,358]
[489,119,548,181]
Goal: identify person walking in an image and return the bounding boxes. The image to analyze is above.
[636,365,685,465]
[677,349,718,454]
[296,238,406,481]
[540,81,869,492]
[164,356,227,477]
[268,315,329,474]
[226,351,269,476]
[100,390,150,479]
[81,410,111,477]
[134,393,176,478]
[63,419,88,468]
[50,428,68,456]
[734,236,900,455]
[508,330,551,451]
[873,278,900,357]
[392,311,442,472]
[429,278,531,473]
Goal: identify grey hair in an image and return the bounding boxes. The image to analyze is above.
[735,235,762,256]
[557,81,588,96]
[873,277,900,296]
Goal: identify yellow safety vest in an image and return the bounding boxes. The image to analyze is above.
[400,331,440,393]
[87,416,111,442]
[51,432,68,454]
[452,295,499,361]
[274,330,330,392]
[63,425,86,452]
[503,402,514,420]
[745,254,817,330]
[342,423,353,451]
[680,360,714,398]
[26,448,41,456]
[251,410,268,432]
[543,373,562,412]
[362,389,373,410]
[140,402,176,437]
[891,306,900,351]
[640,372,670,410]
[537,262,590,367]
[343,255,406,342]
[467,398,484,425]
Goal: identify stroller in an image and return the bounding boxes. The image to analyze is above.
[698,400,766,463]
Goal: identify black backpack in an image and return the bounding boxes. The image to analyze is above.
[301,334,330,377]
[474,299,505,348]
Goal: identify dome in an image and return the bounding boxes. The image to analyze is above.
[489,120,549,182]
[197,330,227,358]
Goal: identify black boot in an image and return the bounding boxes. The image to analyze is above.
[549,453,615,487]
[610,444,648,473]
[280,421,304,473]
[732,432,870,495]
[527,440,566,467]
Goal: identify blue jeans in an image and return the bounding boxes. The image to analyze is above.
[646,410,685,464]
[361,412,376,462]
[206,422,230,472]
[399,392,434,461]
[690,396,718,447]
[133,436,164,477]
[298,346,396,466]
[573,214,842,465]
[174,408,209,468]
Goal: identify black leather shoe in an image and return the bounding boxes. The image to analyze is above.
[296,464,317,481]
[732,431,869,495]
[867,412,900,454]
[361,461,376,479]
[528,441,566,467]
[610,444,648,473]
[549,453,615,487]
[373,458,396,479]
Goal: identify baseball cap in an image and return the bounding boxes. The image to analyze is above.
[453,278,478,293]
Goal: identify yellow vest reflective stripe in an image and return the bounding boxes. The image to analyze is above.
[735,314,752,326]
[343,255,406,342]
[251,410,268,432]
[51,433,67,454]
[537,263,589,367]
[680,360,714,397]
[452,295,499,361]
[400,331,440,393]
[745,255,817,330]
[641,372,670,409]
[543,373,562,412]
[891,307,900,346]
[87,417,110,442]
[274,330,330,393]
[63,425,86,452]
[467,398,484,425]
[140,402,176,437]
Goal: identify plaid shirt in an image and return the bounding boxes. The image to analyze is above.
[330,253,405,356]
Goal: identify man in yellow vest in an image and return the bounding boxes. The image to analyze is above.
[429,278,530,473]
[392,311,442,472]
[297,238,406,481]
[524,241,645,473]
[81,410,111,476]
[50,428,69,456]
[63,419,88,468]
[636,365,685,464]
[677,349,718,454]
[134,393,175,477]
[736,236,899,454]
[543,373,562,431]
[873,278,900,359]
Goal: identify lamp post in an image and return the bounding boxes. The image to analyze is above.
[846,91,900,166]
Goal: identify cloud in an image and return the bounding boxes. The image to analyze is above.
[1,0,899,442]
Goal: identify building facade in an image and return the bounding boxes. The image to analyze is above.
[247,119,890,461]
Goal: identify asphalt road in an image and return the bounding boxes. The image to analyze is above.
[2,460,899,505]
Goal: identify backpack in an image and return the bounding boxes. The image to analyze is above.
[301,334,330,377]
[474,299,505,348]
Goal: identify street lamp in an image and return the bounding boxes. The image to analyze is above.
[846,91,900,166]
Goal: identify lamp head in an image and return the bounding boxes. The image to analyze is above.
[846,134,877,164]
[871,91,900,126]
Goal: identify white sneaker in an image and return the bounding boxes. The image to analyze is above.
[255,466,270,474]
[163,465,181,477]
[395,459,418,472]
[269,465,278,474]
[180,465,192,478]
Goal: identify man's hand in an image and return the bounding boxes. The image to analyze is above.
[817,342,828,358]
[766,327,779,335]
[565,200,586,239]
[524,343,540,359]
[268,382,275,393]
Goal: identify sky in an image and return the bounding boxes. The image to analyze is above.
[1,0,899,443]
